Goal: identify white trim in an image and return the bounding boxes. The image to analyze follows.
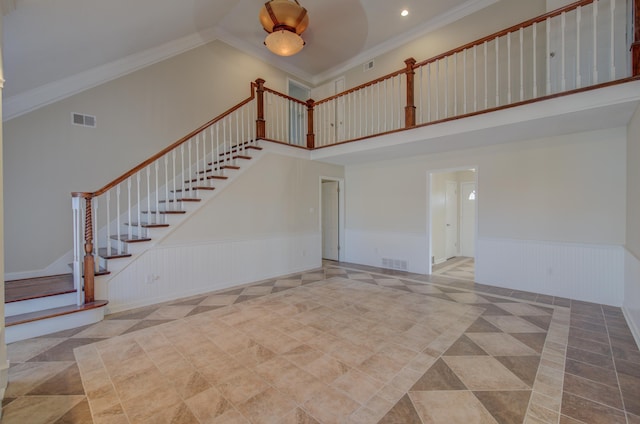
[311,0,499,85]
[4,28,218,121]
[319,176,345,262]
[5,307,105,343]
[622,306,640,350]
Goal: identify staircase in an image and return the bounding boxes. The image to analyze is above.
[6,83,264,342]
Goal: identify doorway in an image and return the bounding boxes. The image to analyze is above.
[320,177,345,262]
[428,168,477,279]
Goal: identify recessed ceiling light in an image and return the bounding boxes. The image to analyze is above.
[401,9,409,17]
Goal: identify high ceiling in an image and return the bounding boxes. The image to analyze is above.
[3,0,496,113]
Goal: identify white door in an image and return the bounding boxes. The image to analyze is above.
[460,182,476,257]
[322,181,339,260]
[445,181,458,259]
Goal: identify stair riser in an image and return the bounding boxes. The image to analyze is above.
[6,307,105,343]
[5,293,78,317]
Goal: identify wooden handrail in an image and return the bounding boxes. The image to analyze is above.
[263,87,308,106]
[89,82,257,198]
[415,0,595,69]
[315,69,406,106]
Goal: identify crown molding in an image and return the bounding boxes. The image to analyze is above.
[3,28,218,121]
[310,0,499,85]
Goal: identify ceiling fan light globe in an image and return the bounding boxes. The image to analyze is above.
[264,30,305,56]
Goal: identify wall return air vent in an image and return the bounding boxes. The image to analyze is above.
[72,113,96,128]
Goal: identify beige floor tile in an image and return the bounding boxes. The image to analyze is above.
[410,391,499,424]
[237,387,297,424]
[332,368,385,404]
[216,367,271,405]
[6,338,64,363]
[185,386,234,423]
[443,356,530,390]
[483,315,547,333]
[495,302,553,316]
[303,385,360,424]
[6,361,75,397]
[466,333,540,356]
[144,305,197,320]
[1,395,86,424]
[72,320,139,338]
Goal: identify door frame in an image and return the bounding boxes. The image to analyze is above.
[319,176,345,262]
[426,166,479,275]
[459,181,477,257]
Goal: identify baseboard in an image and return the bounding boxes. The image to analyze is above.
[5,250,74,281]
[622,306,640,350]
[434,257,447,265]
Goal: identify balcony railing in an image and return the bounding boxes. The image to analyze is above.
[262,0,639,149]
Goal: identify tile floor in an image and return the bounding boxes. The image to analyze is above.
[2,261,639,424]
[431,257,475,281]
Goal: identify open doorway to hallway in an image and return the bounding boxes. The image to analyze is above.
[429,168,477,280]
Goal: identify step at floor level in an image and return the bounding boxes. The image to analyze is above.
[5,274,75,303]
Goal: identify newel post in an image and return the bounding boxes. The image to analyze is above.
[255,78,266,139]
[306,99,315,149]
[633,0,640,76]
[404,57,417,128]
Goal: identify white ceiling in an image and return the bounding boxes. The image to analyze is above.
[2,0,497,117]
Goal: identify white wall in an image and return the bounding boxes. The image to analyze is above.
[100,153,344,312]
[4,40,305,276]
[624,105,640,343]
[344,127,627,304]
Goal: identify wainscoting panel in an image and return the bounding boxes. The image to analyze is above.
[101,233,321,313]
[476,238,624,306]
[624,248,640,346]
[344,229,428,274]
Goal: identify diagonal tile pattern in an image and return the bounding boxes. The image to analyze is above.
[1,261,639,423]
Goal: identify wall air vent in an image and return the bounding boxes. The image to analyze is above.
[363,60,375,72]
[382,258,407,271]
[72,113,96,128]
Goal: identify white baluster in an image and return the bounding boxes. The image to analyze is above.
[454,53,458,116]
[473,46,477,112]
[533,23,538,97]
[235,111,240,157]
[495,37,500,106]
[427,63,432,122]
[546,17,552,94]
[146,167,151,226]
[576,7,582,88]
[519,28,524,100]
[172,150,177,202]
[378,82,382,132]
[507,32,512,103]
[463,50,468,114]
[116,184,121,252]
[71,197,82,305]
[222,118,227,171]
[561,12,567,91]
[445,57,449,117]
[164,155,169,211]
[188,140,193,194]
[127,178,132,239]
[180,145,186,197]
[384,80,388,132]
[215,124,221,179]
[155,161,159,225]
[593,0,599,84]
[484,41,488,109]
[136,173,141,238]
[436,60,440,119]
[397,75,403,128]
[92,197,98,272]
[609,0,615,80]
[106,190,111,255]
[195,135,200,190]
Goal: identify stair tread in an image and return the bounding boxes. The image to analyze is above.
[234,155,252,160]
[186,176,228,183]
[246,146,263,150]
[109,235,152,243]
[222,165,241,170]
[6,300,109,327]
[141,210,187,214]
[5,274,75,303]
[125,222,170,228]
[172,187,215,192]
[98,248,132,259]
[158,198,201,203]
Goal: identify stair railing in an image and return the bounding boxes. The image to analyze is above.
[72,82,259,305]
